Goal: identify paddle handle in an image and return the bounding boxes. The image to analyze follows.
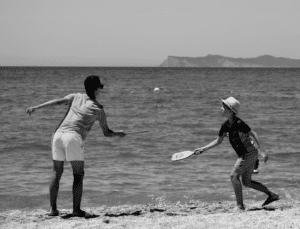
[126,130,149,135]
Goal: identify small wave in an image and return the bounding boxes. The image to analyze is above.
[0,194,49,213]
[2,142,50,154]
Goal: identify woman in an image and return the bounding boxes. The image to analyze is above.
[26,75,126,217]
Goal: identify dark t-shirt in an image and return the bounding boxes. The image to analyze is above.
[219,116,256,157]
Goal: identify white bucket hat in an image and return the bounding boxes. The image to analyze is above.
[221,97,240,114]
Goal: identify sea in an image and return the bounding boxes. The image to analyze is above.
[1,67,300,213]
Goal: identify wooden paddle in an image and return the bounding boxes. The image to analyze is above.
[171,151,194,161]
[126,130,149,135]
[171,149,203,161]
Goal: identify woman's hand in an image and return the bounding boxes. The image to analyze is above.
[26,107,36,116]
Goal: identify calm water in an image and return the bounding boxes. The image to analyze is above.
[1,67,300,212]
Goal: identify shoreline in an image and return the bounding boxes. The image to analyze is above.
[1,200,300,229]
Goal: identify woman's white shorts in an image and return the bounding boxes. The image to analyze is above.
[52,132,85,161]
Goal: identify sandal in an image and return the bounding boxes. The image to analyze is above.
[262,193,279,206]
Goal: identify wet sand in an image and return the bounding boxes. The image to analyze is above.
[1,200,300,229]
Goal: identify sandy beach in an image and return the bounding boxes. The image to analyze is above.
[1,200,300,229]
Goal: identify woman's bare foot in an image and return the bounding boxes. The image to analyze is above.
[46,209,59,216]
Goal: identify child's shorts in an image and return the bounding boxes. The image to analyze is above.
[232,149,258,176]
[52,131,85,161]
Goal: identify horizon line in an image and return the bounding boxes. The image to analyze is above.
[0,65,158,68]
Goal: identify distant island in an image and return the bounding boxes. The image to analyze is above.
[159,55,300,67]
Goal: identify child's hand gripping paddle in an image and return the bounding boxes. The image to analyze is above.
[171,149,203,161]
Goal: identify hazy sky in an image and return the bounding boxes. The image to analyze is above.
[1,0,300,66]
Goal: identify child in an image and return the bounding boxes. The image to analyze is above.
[194,97,279,210]
[26,75,126,217]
